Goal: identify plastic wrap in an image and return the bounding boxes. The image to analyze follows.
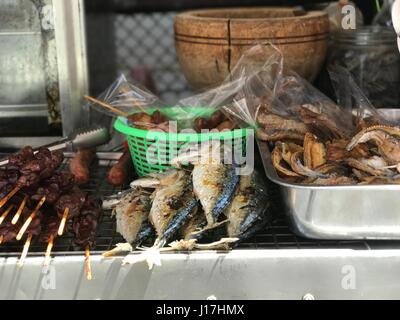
[87,73,243,134]
[216,44,355,141]
[327,65,389,128]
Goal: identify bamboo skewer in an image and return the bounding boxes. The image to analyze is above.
[85,246,92,280]
[12,195,28,225]
[18,234,32,267]
[0,205,14,225]
[57,207,69,236]
[43,234,54,267]
[84,95,129,116]
[84,95,148,115]
[16,196,46,241]
[0,186,21,209]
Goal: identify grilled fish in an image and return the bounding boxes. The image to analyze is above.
[147,170,199,248]
[226,171,271,240]
[192,163,240,226]
[179,210,207,241]
[114,188,153,245]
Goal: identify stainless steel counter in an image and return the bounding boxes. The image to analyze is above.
[4,249,400,300]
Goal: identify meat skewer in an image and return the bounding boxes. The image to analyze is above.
[0,145,104,266]
[16,196,46,240]
[18,234,32,267]
[0,205,14,225]
[11,195,28,225]
[0,221,19,244]
[57,208,69,236]
[85,247,92,280]
[17,148,64,188]
[0,148,64,209]
[0,186,21,209]
[40,215,60,267]
[73,197,102,280]
[44,235,54,267]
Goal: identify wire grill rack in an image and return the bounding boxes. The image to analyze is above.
[1,153,399,257]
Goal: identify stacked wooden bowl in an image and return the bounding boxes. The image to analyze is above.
[174,7,330,89]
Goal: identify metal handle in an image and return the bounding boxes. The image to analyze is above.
[0,127,110,167]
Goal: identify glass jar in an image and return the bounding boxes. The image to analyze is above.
[328,26,400,108]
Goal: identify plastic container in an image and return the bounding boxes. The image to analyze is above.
[114,107,248,176]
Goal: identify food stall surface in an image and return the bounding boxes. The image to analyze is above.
[0,152,399,299]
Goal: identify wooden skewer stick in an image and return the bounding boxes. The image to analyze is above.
[16,196,46,241]
[43,234,54,267]
[84,94,148,116]
[0,204,14,225]
[0,235,4,245]
[57,207,69,236]
[18,234,32,267]
[12,195,28,225]
[85,246,92,281]
[0,186,21,209]
[84,95,129,117]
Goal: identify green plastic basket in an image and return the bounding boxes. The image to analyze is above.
[114,107,248,176]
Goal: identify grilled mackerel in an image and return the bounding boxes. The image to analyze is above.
[226,171,271,240]
[192,163,240,226]
[114,188,154,245]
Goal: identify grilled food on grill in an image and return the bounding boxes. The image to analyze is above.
[226,171,271,241]
[114,188,153,244]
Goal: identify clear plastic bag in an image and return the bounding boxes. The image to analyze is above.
[84,74,175,132]
[327,65,389,129]
[85,73,243,134]
[216,44,355,141]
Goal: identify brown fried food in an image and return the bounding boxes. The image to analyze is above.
[315,163,349,176]
[299,105,347,139]
[216,120,235,131]
[271,145,301,177]
[281,142,303,163]
[257,129,305,143]
[256,112,308,142]
[127,112,153,130]
[326,139,370,162]
[289,151,327,178]
[308,176,356,186]
[347,126,400,164]
[346,157,394,177]
[303,133,326,169]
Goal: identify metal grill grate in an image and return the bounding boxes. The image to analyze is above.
[1,153,400,257]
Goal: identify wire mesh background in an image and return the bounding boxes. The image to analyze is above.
[86,12,192,103]
[2,153,399,257]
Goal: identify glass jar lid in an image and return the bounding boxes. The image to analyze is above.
[331,26,397,45]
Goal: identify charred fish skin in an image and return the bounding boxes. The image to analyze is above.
[211,164,241,221]
[150,171,198,248]
[115,189,152,244]
[180,212,208,241]
[227,172,271,241]
[158,197,198,247]
[192,164,240,226]
[135,220,155,246]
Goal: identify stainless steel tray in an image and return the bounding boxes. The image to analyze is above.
[257,109,400,240]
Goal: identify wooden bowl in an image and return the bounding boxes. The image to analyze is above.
[174,7,330,89]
